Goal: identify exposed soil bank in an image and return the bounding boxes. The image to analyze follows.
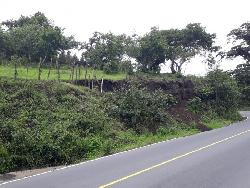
[75,79,195,102]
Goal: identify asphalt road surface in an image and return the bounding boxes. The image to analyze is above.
[1,111,250,188]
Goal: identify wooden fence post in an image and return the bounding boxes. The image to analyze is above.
[75,64,78,81]
[78,65,81,80]
[47,58,52,80]
[101,77,104,93]
[38,57,42,80]
[56,60,60,81]
[14,61,17,80]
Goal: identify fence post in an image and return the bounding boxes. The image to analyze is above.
[75,64,78,81]
[78,65,81,80]
[14,61,17,80]
[47,58,52,80]
[26,55,31,80]
[72,64,75,82]
[88,74,91,89]
[56,60,60,81]
[38,57,42,80]
[84,65,88,86]
[101,77,104,93]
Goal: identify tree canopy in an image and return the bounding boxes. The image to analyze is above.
[1,12,78,62]
[1,12,249,76]
[81,32,131,73]
[227,22,250,62]
[233,62,250,87]
[135,24,218,74]
[136,27,166,73]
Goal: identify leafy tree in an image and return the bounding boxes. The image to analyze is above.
[197,69,240,119]
[136,24,218,74]
[57,51,67,65]
[232,62,250,105]
[227,22,250,62]
[82,32,129,73]
[2,12,78,62]
[0,28,7,57]
[107,85,176,133]
[2,12,50,29]
[162,23,218,74]
[136,27,166,73]
[233,62,250,86]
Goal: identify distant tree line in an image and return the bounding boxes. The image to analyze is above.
[0,12,249,75]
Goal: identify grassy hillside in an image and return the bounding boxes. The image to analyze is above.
[0,78,199,173]
[0,65,127,81]
[0,70,243,174]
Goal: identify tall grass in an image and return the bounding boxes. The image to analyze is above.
[0,65,127,81]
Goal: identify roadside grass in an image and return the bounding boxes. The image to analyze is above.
[0,65,127,81]
[239,106,250,111]
[112,129,199,154]
[0,78,242,174]
[74,128,200,162]
[204,119,232,129]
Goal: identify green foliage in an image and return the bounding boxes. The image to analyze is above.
[204,119,232,129]
[187,97,203,114]
[0,28,7,58]
[227,22,250,62]
[195,70,240,120]
[0,65,127,81]
[81,32,130,73]
[103,61,120,74]
[106,85,176,133]
[0,79,117,172]
[1,12,78,62]
[233,62,250,87]
[0,75,242,174]
[242,86,250,105]
[135,24,218,74]
[0,79,197,174]
[0,144,10,173]
[136,27,166,73]
[232,62,250,106]
[162,23,218,74]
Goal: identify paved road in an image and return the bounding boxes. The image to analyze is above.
[1,111,250,188]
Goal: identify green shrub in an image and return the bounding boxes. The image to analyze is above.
[0,144,10,173]
[195,70,240,120]
[103,61,120,74]
[187,97,203,114]
[0,79,121,172]
[106,85,176,133]
[241,86,250,106]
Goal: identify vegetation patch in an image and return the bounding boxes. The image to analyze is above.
[0,12,249,176]
[0,65,127,81]
[0,78,199,174]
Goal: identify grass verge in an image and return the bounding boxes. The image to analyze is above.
[204,119,232,129]
[0,65,127,81]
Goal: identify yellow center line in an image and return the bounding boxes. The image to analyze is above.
[99,129,250,188]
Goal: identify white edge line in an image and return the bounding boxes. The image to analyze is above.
[1,113,249,186]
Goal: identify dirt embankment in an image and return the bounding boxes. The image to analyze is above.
[75,79,210,132]
[75,79,195,102]
[168,102,211,132]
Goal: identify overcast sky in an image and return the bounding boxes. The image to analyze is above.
[1,0,249,75]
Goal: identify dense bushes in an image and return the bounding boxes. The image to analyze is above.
[192,70,241,120]
[0,79,181,174]
[0,74,243,174]
[232,63,250,107]
[0,79,123,173]
[0,144,10,173]
[241,86,250,106]
[105,85,176,133]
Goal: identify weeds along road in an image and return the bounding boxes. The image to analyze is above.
[1,111,250,188]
